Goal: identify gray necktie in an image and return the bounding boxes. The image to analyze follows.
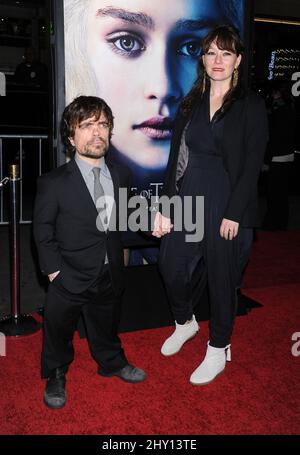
[92,167,108,229]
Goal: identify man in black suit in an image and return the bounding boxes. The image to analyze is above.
[34,96,146,410]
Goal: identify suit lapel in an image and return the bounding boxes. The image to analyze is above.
[66,159,98,217]
[66,158,122,230]
[106,159,120,220]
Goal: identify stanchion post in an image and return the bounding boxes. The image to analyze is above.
[10,164,20,319]
[0,164,41,336]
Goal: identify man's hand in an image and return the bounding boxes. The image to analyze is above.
[48,270,60,282]
[220,218,239,240]
[152,212,173,238]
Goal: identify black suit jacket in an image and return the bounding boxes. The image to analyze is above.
[33,158,132,295]
[162,90,269,227]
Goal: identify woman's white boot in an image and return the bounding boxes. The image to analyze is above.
[189,341,231,385]
[161,315,199,356]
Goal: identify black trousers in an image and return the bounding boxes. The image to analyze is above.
[41,266,128,378]
[159,227,253,348]
[159,152,254,348]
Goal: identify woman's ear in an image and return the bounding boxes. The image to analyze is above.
[235,54,242,69]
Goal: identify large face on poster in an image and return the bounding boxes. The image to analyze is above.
[64,0,244,199]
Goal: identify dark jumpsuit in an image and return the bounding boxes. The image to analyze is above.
[159,93,253,348]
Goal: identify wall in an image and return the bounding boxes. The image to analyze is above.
[255,0,300,18]
[0,3,46,74]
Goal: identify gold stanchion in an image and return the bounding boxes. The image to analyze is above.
[0,164,40,336]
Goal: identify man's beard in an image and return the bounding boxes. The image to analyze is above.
[80,141,108,159]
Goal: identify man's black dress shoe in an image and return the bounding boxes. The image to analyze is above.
[44,368,66,409]
[98,364,146,383]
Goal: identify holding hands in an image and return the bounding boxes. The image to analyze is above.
[152,212,173,238]
[152,214,239,240]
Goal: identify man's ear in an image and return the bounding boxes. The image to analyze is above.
[69,137,75,147]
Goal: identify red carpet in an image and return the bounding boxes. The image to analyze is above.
[1,231,300,435]
[243,230,300,289]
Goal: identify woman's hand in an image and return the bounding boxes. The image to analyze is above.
[220,218,239,240]
[152,212,173,238]
[48,270,60,282]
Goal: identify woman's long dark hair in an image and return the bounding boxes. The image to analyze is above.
[181,25,245,116]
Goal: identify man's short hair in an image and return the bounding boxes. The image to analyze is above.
[61,96,114,156]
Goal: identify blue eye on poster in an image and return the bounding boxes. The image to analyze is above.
[57,0,248,250]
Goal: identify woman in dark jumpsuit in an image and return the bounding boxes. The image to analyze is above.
[153,26,268,385]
